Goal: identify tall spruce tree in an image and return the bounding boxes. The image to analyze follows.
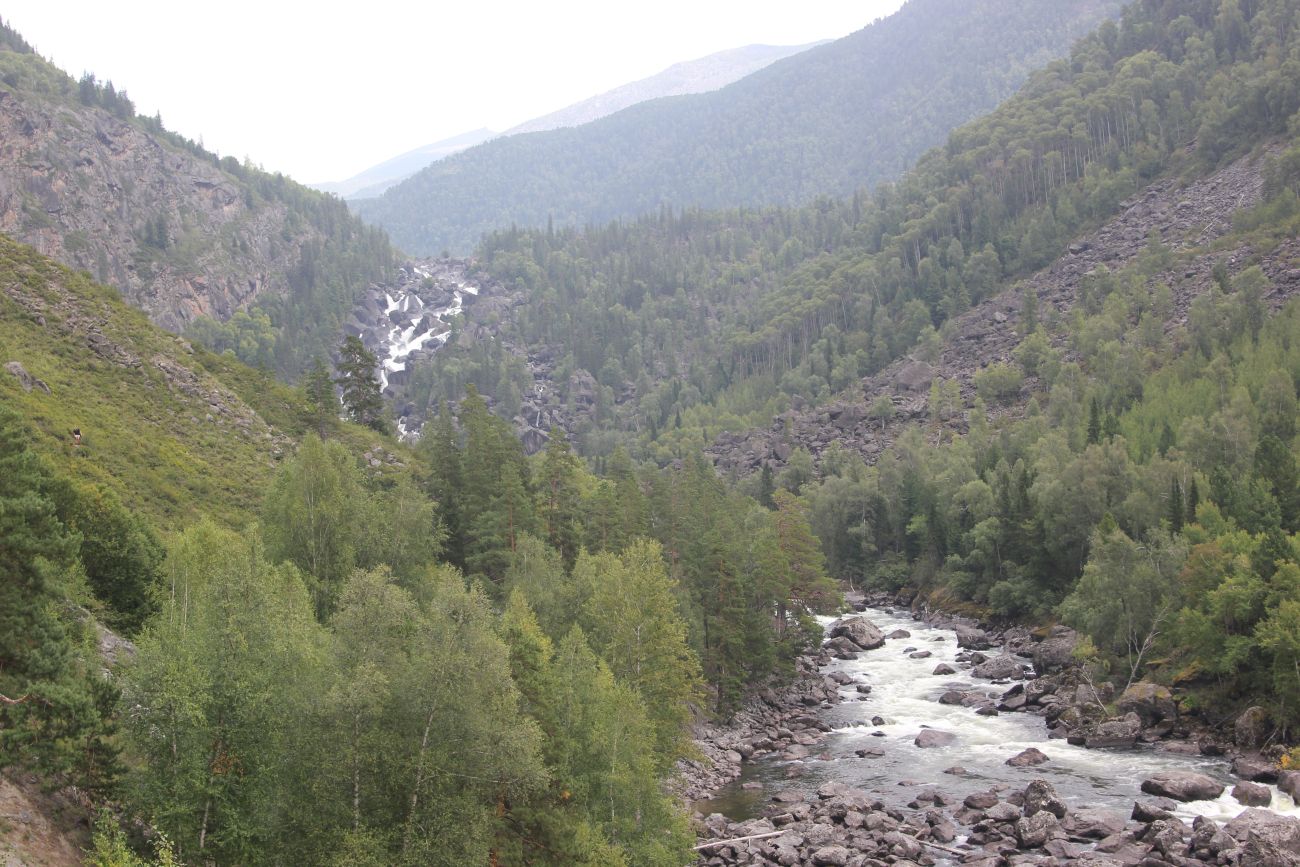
[335,336,388,433]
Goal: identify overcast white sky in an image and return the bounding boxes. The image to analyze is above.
[3,1,906,184]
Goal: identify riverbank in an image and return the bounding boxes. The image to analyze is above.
[687,596,1300,866]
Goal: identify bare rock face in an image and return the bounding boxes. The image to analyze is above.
[1224,809,1300,865]
[3,360,49,393]
[1235,705,1272,750]
[0,89,342,333]
[893,359,937,392]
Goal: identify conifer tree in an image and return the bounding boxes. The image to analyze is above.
[335,336,388,433]
[304,355,337,436]
[0,407,119,792]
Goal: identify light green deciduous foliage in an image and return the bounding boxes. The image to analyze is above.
[309,566,547,867]
[262,434,443,617]
[498,594,692,866]
[262,434,368,617]
[581,539,704,768]
[1059,525,1188,686]
[124,527,546,866]
[122,521,321,865]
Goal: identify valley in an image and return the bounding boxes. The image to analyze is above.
[5,1,1300,866]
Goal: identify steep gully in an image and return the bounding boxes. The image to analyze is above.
[683,600,1300,865]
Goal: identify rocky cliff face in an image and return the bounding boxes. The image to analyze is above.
[0,87,347,333]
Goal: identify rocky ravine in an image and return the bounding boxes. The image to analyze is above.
[708,145,1300,476]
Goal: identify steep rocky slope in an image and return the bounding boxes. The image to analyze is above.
[0,87,309,331]
[706,146,1300,475]
[0,36,394,372]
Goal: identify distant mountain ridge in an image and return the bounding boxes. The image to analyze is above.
[314,41,822,201]
[503,41,827,136]
[313,128,496,199]
[355,0,1125,255]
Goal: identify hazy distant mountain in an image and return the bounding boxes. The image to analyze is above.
[317,42,819,201]
[355,0,1125,256]
[312,128,496,199]
[504,41,827,136]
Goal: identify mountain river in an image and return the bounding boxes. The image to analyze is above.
[697,606,1299,830]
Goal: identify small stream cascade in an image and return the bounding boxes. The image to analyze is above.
[343,259,483,438]
[697,606,1299,854]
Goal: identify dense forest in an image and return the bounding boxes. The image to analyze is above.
[0,17,397,379]
[354,0,1123,254]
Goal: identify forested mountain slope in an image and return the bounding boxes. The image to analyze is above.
[710,145,1300,473]
[396,0,1300,740]
[0,21,396,377]
[419,0,1300,470]
[318,42,822,201]
[355,0,1123,254]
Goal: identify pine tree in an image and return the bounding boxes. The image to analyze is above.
[1087,397,1102,445]
[303,356,337,437]
[539,430,583,568]
[418,401,465,568]
[335,336,388,433]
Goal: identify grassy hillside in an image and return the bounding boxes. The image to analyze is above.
[0,235,387,531]
[355,0,1123,254]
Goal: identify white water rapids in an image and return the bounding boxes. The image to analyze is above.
[698,606,1299,827]
[375,267,480,393]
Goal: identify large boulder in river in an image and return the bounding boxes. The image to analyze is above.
[1224,809,1300,865]
[1280,770,1300,802]
[914,729,957,748]
[1063,807,1127,840]
[1023,780,1068,819]
[972,655,1024,680]
[1032,627,1079,674]
[1235,705,1272,750]
[1233,781,1274,807]
[828,617,885,650]
[1118,682,1177,727]
[1084,713,1142,749]
[1141,771,1226,802]
[954,623,993,650]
